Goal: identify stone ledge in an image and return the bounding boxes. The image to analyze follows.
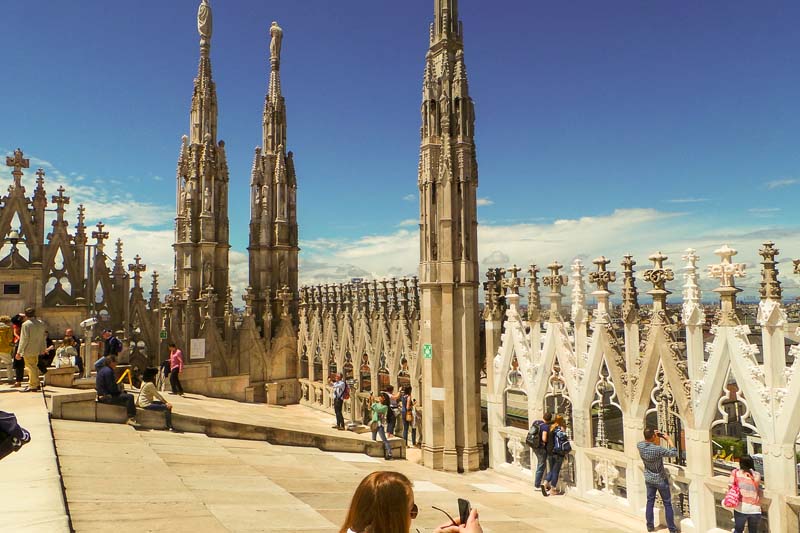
[49,390,404,458]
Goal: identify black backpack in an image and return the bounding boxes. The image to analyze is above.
[525,420,544,449]
[553,427,572,454]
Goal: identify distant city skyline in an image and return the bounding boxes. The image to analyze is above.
[1,0,799,300]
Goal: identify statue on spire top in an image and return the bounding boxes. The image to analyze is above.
[270,21,283,63]
[198,0,212,41]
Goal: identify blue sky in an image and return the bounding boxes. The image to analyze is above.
[1,1,799,300]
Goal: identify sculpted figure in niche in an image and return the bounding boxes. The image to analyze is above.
[261,184,269,209]
[203,187,212,212]
[198,0,212,40]
[203,262,212,287]
[270,21,283,61]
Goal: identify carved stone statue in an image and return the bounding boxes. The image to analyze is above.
[261,184,269,208]
[270,21,283,62]
[203,262,212,286]
[198,0,213,41]
[203,187,211,212]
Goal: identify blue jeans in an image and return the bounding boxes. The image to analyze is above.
[372,424,392,457]
[145,402,172,429]
[534,449,547,487]
[733,510,761,533]
[545,453,564,486]
[645,481,676,531]
[402,419,416,445]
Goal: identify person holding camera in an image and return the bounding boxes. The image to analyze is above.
[637,427,678,533]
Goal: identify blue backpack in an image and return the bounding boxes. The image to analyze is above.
[553,427,572,454]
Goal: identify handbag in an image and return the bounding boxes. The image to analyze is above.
[369,421,379,432]
[722,469,741,509]
[405,411,413,422]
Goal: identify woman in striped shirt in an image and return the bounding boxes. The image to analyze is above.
[729,455,762,533]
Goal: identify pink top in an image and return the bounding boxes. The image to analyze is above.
[731,469,761,514]
[170,349,184,372]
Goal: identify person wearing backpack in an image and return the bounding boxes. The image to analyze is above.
[529,412,552,490]
[542,415,570,496]
[727,455,762,532]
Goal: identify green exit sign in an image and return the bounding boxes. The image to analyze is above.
[423,343,433,359]
[159,329,168,339]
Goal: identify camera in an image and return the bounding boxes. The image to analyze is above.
[80,317,98,328]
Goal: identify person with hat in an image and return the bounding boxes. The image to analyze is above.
[137,368,174,431]
[18,307,47,392]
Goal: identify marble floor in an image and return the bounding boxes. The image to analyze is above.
[52,418,643,532]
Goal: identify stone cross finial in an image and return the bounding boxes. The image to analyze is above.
[503,264,522,295]
[92,221,109,249]
[542,261,568,322]
[128,254,146,288]
[527,264,541,322]
[620,254,639,323]
[709,244,745,326]
[758,241,782,301]
[588,256,616,293]
[644,251,674,310]
[589,256,616,320]
[6,148,29,188]
[709,245,745,290]
[52,185,70,222]
[277,285,292,318]
[243,286,255,316]
[35,168,45,187]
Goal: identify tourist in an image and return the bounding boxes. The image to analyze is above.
[637,427,678,533]
[400,385,416,447]
[0,410,31,461]
[18,307,47,392]
[339,471,483,533]
[0,315,13,384]
[38,331,56,375]
[168,342,184,395]
[54,337,78,368]
[64,328,83,376]
[95,329,122,370]
[329,372,347,430]
[729,455,762,532]
[95,355,137,425]
[542,414,568,496]
[138,368,174,430]
[532,412,552,490]
[370,393,393,460]
[383,385,400,437]
[10,314,25,388]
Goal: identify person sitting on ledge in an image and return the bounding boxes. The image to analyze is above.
[96,355,137,426]
[138,368,174,431]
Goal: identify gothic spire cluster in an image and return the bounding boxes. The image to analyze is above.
[248,20,299,337]
[173,0,231,328]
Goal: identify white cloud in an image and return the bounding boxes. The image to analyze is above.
[297,208,800,300]
[402,194,416,202]
[397,218,417,227]
[476,197,494,206]
[668,197,708,204]
[747,207,781,217]
[766,178,798,190]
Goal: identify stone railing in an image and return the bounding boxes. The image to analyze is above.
[484,243,800,533]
